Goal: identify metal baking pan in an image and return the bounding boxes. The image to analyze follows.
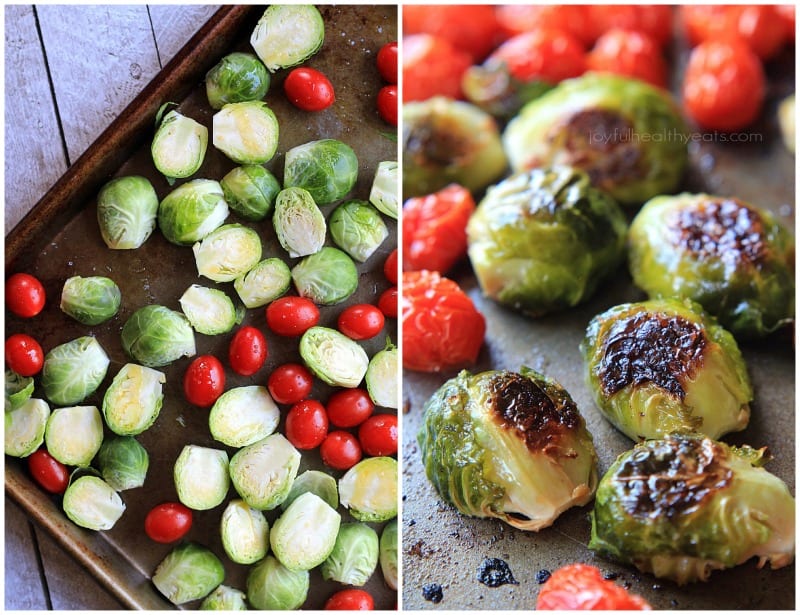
[5,5,398,609]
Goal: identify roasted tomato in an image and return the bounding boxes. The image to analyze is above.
[494,5,594,46]
[536,563,651,610]
[403,34,472,102]
[681,5,788,60]
[587,4,674,47]
[403,4,500,61]
[486,27,586,85]
[587,29,667,88]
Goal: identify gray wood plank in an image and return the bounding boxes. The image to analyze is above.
[4,497,49,610]
[149,4,221,63]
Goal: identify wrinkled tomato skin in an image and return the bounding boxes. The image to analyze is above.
[536,563,651,610]
[487,27,586,85]
[588,28,667,88]
[402,5,499,61]
[403,34,471,102]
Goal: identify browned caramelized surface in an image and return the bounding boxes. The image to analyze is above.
[406,118,473,166]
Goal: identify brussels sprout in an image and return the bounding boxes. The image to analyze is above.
[229,433,301,510]
[208,385,280,448]
[462,59,554,119]
[102,363,165,435]
[330,200,389,262]
[220,499,270,565]
[273,187,327,257]
[502,72,688,206]
[418,367,598,530]
[41,336,110,406]
[250,4,325,72]
[5,398,49,458]
[467,166,628,316]
[174,445,230,511]
[44,405,104,467]
[96,175,159,249]
[581,298,752,441]
[283,138,358,206]
[121,305,196,368]
[403,97,508,198]
[270,492,341,571]
[233,258,291,308]
[281,469,339,511]
[151,108,208,182]
[339,456,398,523]
[212,101,279,165]
[628,193,795,339]
[589,434,795,584]
[158,179,229,246]
[60,275,121,325]
[321,522,380,586]
[94,435,149,491]
[193,223,263,283]
[779,93,795,153]
[220,164,280,221]
[5,369,34,412]
[199,585,248,611]
[369,160,398,219]
[62,475,125,531]
[299,326,369,388]
[291,247,358,306]
[206,52,270,110]
[366,342,398,409]
[379,519,398,590]
[179,285,242,336]
[246,555,309,611]
[152,542,225,605]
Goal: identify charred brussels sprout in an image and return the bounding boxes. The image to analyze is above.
[503,73,688,206]
[220,164,280,222]
[96,175,159,249]
[418,367,598,531]
[206,52,270,110]
[60,276,121,325]
[283,139,359,206]
[158,179,229,246]
[628,193,795,339]
[250,5,324,72]
[581,298,752,441]
[589,434,795,584]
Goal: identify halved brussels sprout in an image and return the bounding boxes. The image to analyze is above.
[299,326,369,388]
[233,258,291,308]
[102,363,165,435]
[418,367,598,530]
[462,58,554,120]
[94,435,149,491]
[229,433,301,510]
[379,519,398,590]
[212,101,279,165]
[220,499,270,565]
[330,200,389,263]
[179,285,242,336]
[152,542,225,605]
[151,108,208,182]
[281,469,339,511]
[273,187,327,257]
[41,336,110,406]
[60,275,121,325]
[208,385,280,448]
[5,398,49,458]
[291,247,358,306]
[174,445,230,511]
[369,160,398,219]
[581,298,752,441]
[628,193,795,339]
[96,175,159,249]
[158,179,229,246]
[62,475,125,531]
[121,305,196,368]
[220,164,280,221]
[193,223,263,283]
[246,555,309,611]
[589,434,795,584]
[270,492,341,571]
[45,405,104,467]
[206,52,270,110]
[250,4,324,72]
[467,166,628,317]
[321,522,379,586]
[283,139,358,206]
[365,342,398,409]
[339,456,398,523]
[200,585,248,611]
[6,369,34,412]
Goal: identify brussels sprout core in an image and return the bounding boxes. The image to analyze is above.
[273,187,327,258]
[44,405,104,467]
[339,457,398,523]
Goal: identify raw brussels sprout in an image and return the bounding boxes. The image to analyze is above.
[179,285,242,335]
[152,542,225,605]
[62,475,125,531]
[281,469,339,511]
[229,433,301,510]
[503,72,688,206]
[45,405,104,467]
[220,164,280,221]
[94,435,149,491]
[339,456,398,523]
[5,369,34,411]
[60,275,121,325]
[379,519,398,590]
[220,499,270,565]
[321,522,379,586]
[41,336,110,406]
[96,175,159,249]
[174,445,230,511]
[102,363,165,435]
[158,179,229,246]
[365,342,398,408]
[283,139,358,205]
[151,108,208,182]
[199,585,248,610]
[250,4,324,72]
[5,398,49,458]
[233,258,291,308]
[212,101,279,165]
[291,247,358,306]
[208,385,280,448]
[403,97,508,198]
[581,298,752,441]
[206,52,270,110]
[193,223,263,283]
[330,199,389,262]
[121,305,196,368]
[589,434,795,584]
[273,187,327,257]
[299,326,369,388]
[467,166,628,316]
[369,160,398,219]
[270,492,341,571]
[246,555,309,611]
[418,367,598,530]
[628,193,795,339]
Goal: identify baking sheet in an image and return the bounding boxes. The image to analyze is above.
[5,5,398,610]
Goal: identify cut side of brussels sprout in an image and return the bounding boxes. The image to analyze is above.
[233,257,291,309]
[299,326,369,388]
[158,179,229,246]
[102,363,165,435]
[273,187,327,258]
[291,247,358,306]
[250,5,325,72]
[246,555,309,610]
[152,542,225,605]
[193,223,263,283]
[283,138,358,206]
[229,433,301,510]
[96,175,159,249]
[329,199,389,263]
[200,584,248,611]
[174,445,230,511]
[339,456,398,523]
[220,499,270,565]
[220,164,280,221]
[179,285,242,336]
[5,398,50,458]
[94,435,149,491]
[206,52,270,110]
[281,469,339,511]
[151,108,208,182]
[270,492,341,571]
[60,275,121,325]
[208,385,280,448]
[379,519,398,590]
[41,336,110,406]
[365,342,398,409]
[369,160,398,219]
[44,405,104,467]
[62,475,126,531]
[121,305,196,368]
[5,369,34,412]
[321,522,379,586]
[212,101,279,165]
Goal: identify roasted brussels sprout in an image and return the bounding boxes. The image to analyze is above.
[321,522,380,586]
[5,398,49,458]
[62,475,126,531]
[330,200,389,262]
[503,72,688,206]
[233,258,291,308]
[174,445,230,511]
[206,52,270,110]
[467,166,628,316]
[94,435,149,491]
[60,276,121,325]
[179,285,242,336]
[369,160,398,219]
[158,179,229,246]
[250,4,325,72]
[96,175,159,249]
[299,326,369,388]
[213,101,280,165]
[208,385,280,448]
[281,469,339,511]
[220,499,270,565]
[246,555,309,610]
[193,223,263,283]
[41,336,110,406]
[102,363,165,435]
[589,434,795,584]
[229,433,300,510]
[628,193,795,339]
[273,187,327,258]
[121,305,196,368]
[581,298,752,441]
[152,542,225,605]
[779,94,795,153]
[200,585,248,611]
[365,342,398,409]
[418,367,598,530]
[291,247,359,306]
[5,369,34,412]
[45,405,104,467]
[379,519,398,590]
[270,492,341,571]
[283,139,358,205]
[151,107,208,182]
[462,59,554,120]
[339,456,398,523]
[220,164,280,221]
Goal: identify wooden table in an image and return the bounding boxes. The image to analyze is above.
[5,6,219,608]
